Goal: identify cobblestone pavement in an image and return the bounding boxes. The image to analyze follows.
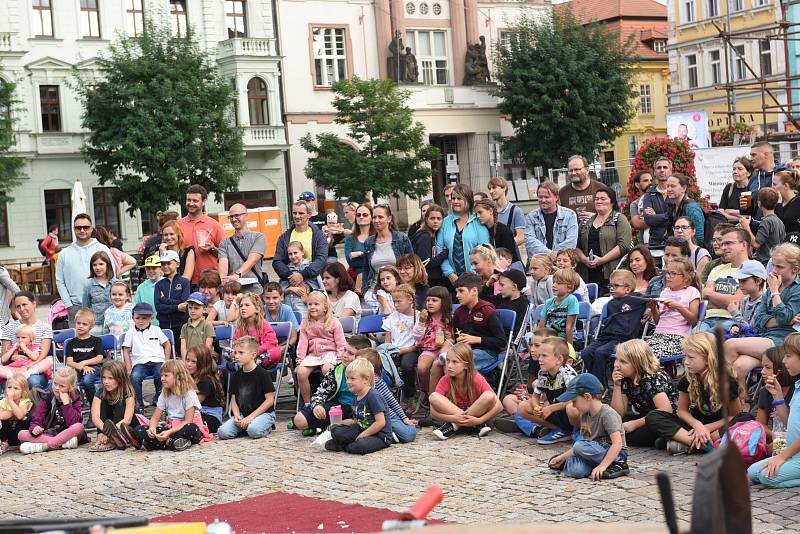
[1,420,799,533]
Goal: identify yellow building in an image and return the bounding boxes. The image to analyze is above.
[567,0,670,187]
[667,0,786,139]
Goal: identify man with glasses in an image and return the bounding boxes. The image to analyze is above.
[700,223,735,285]
[700,227,750,332]
[218,204,266,294]
[179,184,225,287]
[642,157,673,253]
[272,200,328,290]
[55,213,114,327]
[558,155,605,217]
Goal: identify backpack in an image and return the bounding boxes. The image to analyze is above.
[376,343,404,389]
[37,237,48,257]
[704,211,728,248]
[713,420,768,467]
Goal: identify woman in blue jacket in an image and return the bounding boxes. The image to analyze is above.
[361,205,413,293]
[436,183,490,285]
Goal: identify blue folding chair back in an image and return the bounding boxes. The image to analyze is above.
[214,325,233,341]
[338,316,356,334]
[162,328,176,358]
[293,311,303,326]
[586,283,599,303]
[357,314,385,335]
[50,328,76,373]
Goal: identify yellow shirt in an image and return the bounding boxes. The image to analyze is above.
[0,397,33,417]
[291,227,313,262]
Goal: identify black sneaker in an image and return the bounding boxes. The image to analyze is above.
[433,422,458,440]
[103,420,128,450]
[493,417,521,434]
[654,437,667,450]
[171,438,192,451]
[601,461,630,479]
[118,422,141,450]
[324,440,343,452]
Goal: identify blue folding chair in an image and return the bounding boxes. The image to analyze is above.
[162,328,176,359]
[357,314,385,335]
[99,333,120,362]
[293,311,303,326]
[50,328,76,374]
[338,316,356,334]
[586,283,599,303]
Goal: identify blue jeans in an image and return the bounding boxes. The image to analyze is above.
[473,348,498,371]
[699,318,735,334]
[563,439,627,479]
[217,411,277,439]
[581,339,620,384]
[390,414,418,443]
[78,365,102,402]
[131,362,163,409]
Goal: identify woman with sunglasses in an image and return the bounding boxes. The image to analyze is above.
[344,204,375,289]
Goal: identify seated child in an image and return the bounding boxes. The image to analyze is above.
[452,273,507,372]
[281,241,319,314]
[501,336,578,443]
[324,357,393,455]
[103,282,134,337]
[18,367,87,454]
[646,333,748,455]
[296,291,346,404]
[548,373,630,480]
[291,335,364,434]
[208,280,241,326]
[185,345,225,434]
[232,293,281,368]
[0,373,34,453]
[646,257,700,359]
[581,270,647,384]
[493,269,529,338]
[122,302,172,411]
[529,254,554,308]
[263,282,300,349]
[134,255,163,326]
[66,308,105,404]
[609,339,678,448]
[217,336,276,440]
[124,360,208,451]
[414,286,454,397]
[429,343,503,440]
[180,292,214,357]
[364,266,400,315]
[381,284,420,414]
[89,360,136,452]
[754,347,792,443]
[555,249,589,303]
[539,268,582,369]
[749,334,800,487]
[1,324,45,382]
[728,260,766,337]
[359,347,418,443]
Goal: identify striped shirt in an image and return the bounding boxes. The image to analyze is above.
[1,320,54,344]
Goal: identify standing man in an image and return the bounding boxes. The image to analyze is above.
[272,201,328,289]
[179,184,225,287]
[744,141,787,217]
[56,213,114,327]
[524,181,578,259]
[558,155,605,217]
[218,204,266,295]
[628,170,653,245]
[299,191,340,263]
[642,157,673,251]
[488,176,525,246]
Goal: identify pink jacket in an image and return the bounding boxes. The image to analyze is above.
[296,319,346,364]
[234,320,281,367]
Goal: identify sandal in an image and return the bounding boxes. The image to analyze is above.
[89,441,116,452]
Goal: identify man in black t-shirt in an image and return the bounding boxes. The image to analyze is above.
[217,336,276,440]
[66,308,105,403]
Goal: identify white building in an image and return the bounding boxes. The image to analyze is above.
[0,0,287,262]
[277,0,550,223]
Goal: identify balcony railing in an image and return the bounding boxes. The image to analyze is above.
[0,33,20,52]
[242,125,286,147]
[218,37,277,60]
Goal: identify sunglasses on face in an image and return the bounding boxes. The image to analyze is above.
[74,225,91,231]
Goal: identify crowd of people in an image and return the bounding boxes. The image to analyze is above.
[1,143,800,487]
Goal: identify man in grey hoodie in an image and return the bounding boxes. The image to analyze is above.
[55,213,113,327]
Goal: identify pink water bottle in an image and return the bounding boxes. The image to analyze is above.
[329,405,343,425]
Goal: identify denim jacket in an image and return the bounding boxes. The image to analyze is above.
[362,231,413,292]
[523,206,578,256]
[754,276,800,343]
[83,277,121,326]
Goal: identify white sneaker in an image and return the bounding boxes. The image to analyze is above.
[20,442,48,454]
[61,437,79,449]
[478,425,492,438]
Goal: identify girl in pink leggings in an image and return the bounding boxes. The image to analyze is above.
[18,367,87,454]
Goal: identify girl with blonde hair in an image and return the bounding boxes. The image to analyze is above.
[609,339,677,447]
[0,373,34,452]
[529,253,554,307]
[296,291,346,404]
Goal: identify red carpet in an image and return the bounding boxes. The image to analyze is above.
[152,491,426,533]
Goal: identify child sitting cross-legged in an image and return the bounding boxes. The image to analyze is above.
[500,336,578,443]
[0,373,34,453]
[217,336,277,440]
[290,335,364,435]
[358,347,418,443]
[547,373,630,480]
[324,357,393,454]
[581,270,648,384]
[18,367,88,454]
[430,342,503,440]
[609,339,678,448]
[124,360,208,451]
[89,360,136,452]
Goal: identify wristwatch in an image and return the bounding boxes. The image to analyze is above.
[234,270,242,277]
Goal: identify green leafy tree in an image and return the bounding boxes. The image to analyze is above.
[0,77,26,210]
[493,9,638,171]
[76,23,244,216]
[300,76,439,203]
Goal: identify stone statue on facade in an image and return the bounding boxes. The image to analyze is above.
[464,35,491,85]
[403,47,419,83]
[388,34,405,82]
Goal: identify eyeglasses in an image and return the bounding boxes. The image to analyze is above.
[356,213,370,217]
[719,240,742,248]
[609,283,629,289]
[673,225,691,231]
[228,213,246,219]
[73,225,91,231]
[664,271,681,278]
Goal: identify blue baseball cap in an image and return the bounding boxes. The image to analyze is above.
[132,302,154,316]
[298,191,316,201]
[186,291,208,307]
[557,374,603,403]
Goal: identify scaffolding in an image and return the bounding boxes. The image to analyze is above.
[710,2,800,139]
